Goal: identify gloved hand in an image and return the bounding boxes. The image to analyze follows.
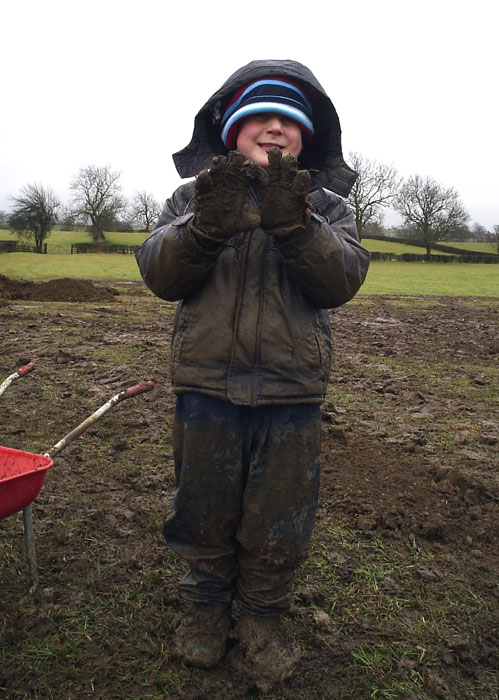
[192,150,261,240]
[258,147,311,237]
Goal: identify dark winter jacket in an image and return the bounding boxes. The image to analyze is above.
[136,59,370,406]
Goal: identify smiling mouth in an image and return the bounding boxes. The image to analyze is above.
[259,143,284,152]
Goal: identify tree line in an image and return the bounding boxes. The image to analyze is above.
[2,165,162,250]
[346,153,498,257]
[2,159,498,257]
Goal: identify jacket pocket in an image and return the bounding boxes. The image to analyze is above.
[313,310,332,383]
[170,304,189,377]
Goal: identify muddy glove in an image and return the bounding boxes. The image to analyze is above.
[258,147,311,238]
[192,150,261,241]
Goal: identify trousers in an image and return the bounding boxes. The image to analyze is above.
[164,393,321,615]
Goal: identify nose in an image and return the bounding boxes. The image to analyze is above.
[265,116,284,132]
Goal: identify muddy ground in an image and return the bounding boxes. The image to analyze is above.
[0,277,497,699]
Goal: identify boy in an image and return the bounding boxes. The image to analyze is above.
[136,59,370,690]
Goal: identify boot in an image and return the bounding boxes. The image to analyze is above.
[234,613,301,691]
[174,603,230,668]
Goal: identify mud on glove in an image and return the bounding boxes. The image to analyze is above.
[192,150,261,241]
[258,147,311,238]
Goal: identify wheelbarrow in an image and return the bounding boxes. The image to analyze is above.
[0,366,155,593]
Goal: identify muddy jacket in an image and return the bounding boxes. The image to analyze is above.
[136,60,370,406]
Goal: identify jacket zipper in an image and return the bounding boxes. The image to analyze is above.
[227,187,261,404]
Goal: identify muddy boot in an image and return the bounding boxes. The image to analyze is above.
[174,603,230,668]
[234,613,301,691]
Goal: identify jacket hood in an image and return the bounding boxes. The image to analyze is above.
[172,59,357,197]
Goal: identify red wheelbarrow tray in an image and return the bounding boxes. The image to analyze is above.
[0,446,54,520]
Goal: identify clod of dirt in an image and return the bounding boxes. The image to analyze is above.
[425,671,455,699]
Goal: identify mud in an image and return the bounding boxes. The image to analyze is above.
[0,278,497,699]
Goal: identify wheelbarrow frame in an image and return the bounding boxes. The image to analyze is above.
[1,368,155,593]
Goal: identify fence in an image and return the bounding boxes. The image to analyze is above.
[70,243,140,254]
[369,251,499,263]
[0,241,139,255]
[1,239,498,263]
[0,241,47,254]
[365,235,499,258]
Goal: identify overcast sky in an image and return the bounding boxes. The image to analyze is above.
[2,0,497,228]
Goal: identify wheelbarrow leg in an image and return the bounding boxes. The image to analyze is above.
[23,505,39,594]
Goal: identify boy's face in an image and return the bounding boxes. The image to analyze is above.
[236,113,303,168]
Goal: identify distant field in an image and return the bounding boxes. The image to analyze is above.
[361,238,452,255]
[1,252,497,297]
[437,240,496,253]
[0,229,148,247]
[1,229,496,256]
[1,229,498,297]
[362,239,497,256]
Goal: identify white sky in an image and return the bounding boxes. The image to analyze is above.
[2,0,497,228]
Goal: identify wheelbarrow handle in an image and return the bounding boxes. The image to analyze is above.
[0,362,36,397]
[124,381,156,398]
[18,361,36,377]
[45,380,155,459]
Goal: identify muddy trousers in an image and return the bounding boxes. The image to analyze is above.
[164,393,321,615]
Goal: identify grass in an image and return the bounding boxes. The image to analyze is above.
[298,518,497,699]
[0,252,144,281]
[362,239,453,256]
[362,239,498,256]
[0,229,148,247]
[437,241,497,253]
[2,228,496,255]
[359,261,498,297]
[1,251,498,297]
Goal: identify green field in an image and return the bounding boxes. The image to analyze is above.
[1,229,498,297]
[362,238,453,255]
[1,252,497,297]
[0,230,435,256]
[362,239,496,256]
[0,252,143,282]
[1,228,496,257]
[0,228,148,248]
[360,260,498,297]
[437,240,496,253]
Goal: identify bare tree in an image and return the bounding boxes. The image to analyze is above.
[58,204,79,232]
[8,183,60,250]
[130,191,161,232]
[70,165,125,242]
[471,222,489,241]
[489,225,499,255]
[394,175,469,259]
[347,152,400,239]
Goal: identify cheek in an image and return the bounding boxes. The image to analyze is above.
[236,127,252,151]
[289,131,303,157]
[237,121,259,145]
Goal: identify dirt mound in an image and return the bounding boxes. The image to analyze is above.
[320,434,497,548]
[0,275,117,302]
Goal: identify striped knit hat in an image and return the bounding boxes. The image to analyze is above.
[220,77,314,150]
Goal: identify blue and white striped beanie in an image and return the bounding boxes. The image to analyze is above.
[220,77,314,150]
